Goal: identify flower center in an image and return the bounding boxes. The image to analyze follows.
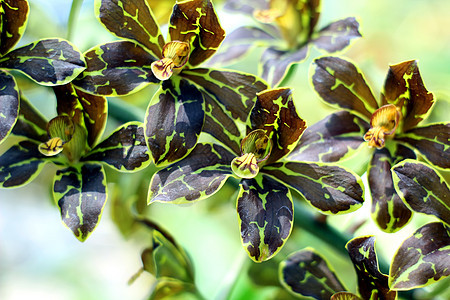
[39,116,74,156]
[364,104,401,149]
[151,41,190,81]
[231,129,272,179]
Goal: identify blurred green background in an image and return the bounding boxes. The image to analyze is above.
[0,0,449,299]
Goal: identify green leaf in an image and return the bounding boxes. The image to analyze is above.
[73,41,159,96]
[392,160,450,225]
[144,76,204,166]
[53,163,108,241]
[169,0,225,67]
[0,0,29,56]
[0,140,49,188]
[95,0,165,59]
[237,174,293,262]
[346,236,397,300]
[260,46,309,88]
[368,144,416,233]
[289,111,369,163]
[181,68,268,123]
[0,70,19,144]
[149,143,234,204]
[312,17,361,53]
[279,248,346,300]
[0,38,86,85]
[389,222,450,290]
[264,161,364,214]
[312,56,378,120]
[11,94,48,142]
[54,83,107,148]
[382,60,434,131]
[395,123,450,169]
[251,88,307,164]
[82,122,151,172]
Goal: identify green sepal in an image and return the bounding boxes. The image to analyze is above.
[392,159,450,225]
[0,38,86,85]
[395,123,450,169]
[181,68,268,123]
[237,174,293,262]
[382,60,434,132]
[73,41,159,96]
[169,0,225,67]
[0,140,49,188]
[368,143,416,233]
[81,122,151,172]
[264,161,364,214]
[139,222,194,283]
[260,45,309,88]
[330,292,362,300]
[149,143,234,204]
[11,94,48,142]
[95,0,165,59]
[145,76,205,166]
[346,236,397,300]
[0,0,29,56]
[389,222,450,290]
[279,248,346,300]
[311,56,378,120]
[54,83,107,148]
[289,110,369,163]
[0,70,19,144]
[251,88,306,164]
[53,163,107,241]
[312,17,361,53]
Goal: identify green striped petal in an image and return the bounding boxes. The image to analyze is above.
[0,140,49,188]
[264,161,364,214]
[82,122,151,172]
[149,143,234,204]
[389,222,450,290]
[0,0,29,56]
[395,123,450,169]
[382,60,434,132]
[168,0,225,67]
[144,76,204,166]
[312,17,361,53]
[149,279,200,300]
[0,70,19,144]
[260,46,309,88]
[11,94,47,142]
[279,248,346,299]
[54,83,107,148]
[346,236,397,300]
[181,68,268,123]
[237,174,293,262]
[368,144,416,233]
[95,0,165,59]
[0,38,86,85]
[73,41,159,96]
[392,160,450,225]
[206,26,276,67]
[289,111,369,163]
[331,292,361,300]
[53,163,107,242]
[251,88,306,164]
[312,56,378,120]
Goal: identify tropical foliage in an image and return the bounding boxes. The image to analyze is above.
[0,0,449,299]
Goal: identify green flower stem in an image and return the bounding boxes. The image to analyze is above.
[67,0,84,40]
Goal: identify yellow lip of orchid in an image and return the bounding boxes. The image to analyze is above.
[151,40,190,81]
[364,104,401,149]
